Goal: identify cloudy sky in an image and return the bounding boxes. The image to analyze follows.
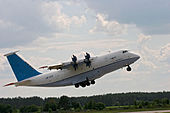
[0,0,170,98]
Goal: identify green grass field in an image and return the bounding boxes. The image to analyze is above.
[71,106,170,113]
[74,109,170,113]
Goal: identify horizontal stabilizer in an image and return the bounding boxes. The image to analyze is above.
[4,50,19,57]
[4,79,31,87]
[4,82,16,87]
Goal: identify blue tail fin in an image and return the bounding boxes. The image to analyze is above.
[4,51,41,81]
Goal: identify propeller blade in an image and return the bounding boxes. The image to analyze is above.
[72,55,77,63]
[84,52,91,67]
[85,52,90,60]
[71,55,78,71]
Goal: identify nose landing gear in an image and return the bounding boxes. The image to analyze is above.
[126,65,131,71]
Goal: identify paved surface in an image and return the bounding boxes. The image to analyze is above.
[121,110,170,113]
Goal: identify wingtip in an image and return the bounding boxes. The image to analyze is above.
[39,66,48,69]
[4,50,20,57]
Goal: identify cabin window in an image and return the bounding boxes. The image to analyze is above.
[122,50,128,53]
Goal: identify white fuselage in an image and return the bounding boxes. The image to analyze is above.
[18,50,140,87]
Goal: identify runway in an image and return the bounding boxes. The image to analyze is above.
[121,110,170,113]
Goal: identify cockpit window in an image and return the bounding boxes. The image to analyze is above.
[122,50,128,53]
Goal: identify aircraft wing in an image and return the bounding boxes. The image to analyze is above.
[39,52,94,71]
[39,59,85,70]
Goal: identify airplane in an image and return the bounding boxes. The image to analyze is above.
[4,50,140,88]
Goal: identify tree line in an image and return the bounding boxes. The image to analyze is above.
[1,91,170,113]
[0,96,105,113]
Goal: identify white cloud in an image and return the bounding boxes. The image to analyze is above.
[0,53,7,71]
[159,43,170,65]
[89,13,127,35]
[0,19,13,28]
[22,34,130,53]
[137,34,170,73]
[137,34,152,45]
[41,1,86,31]
[27,56,56,73]
[0,0,88,48]
[85,0,170,35]
[137,34,158,70]
[0,19,23,31]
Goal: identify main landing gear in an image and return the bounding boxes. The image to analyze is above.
[91,80,95,84]
[74,79,95,88]
[126,65,132,71]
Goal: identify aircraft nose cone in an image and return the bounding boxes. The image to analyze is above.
[134,54,140,61]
